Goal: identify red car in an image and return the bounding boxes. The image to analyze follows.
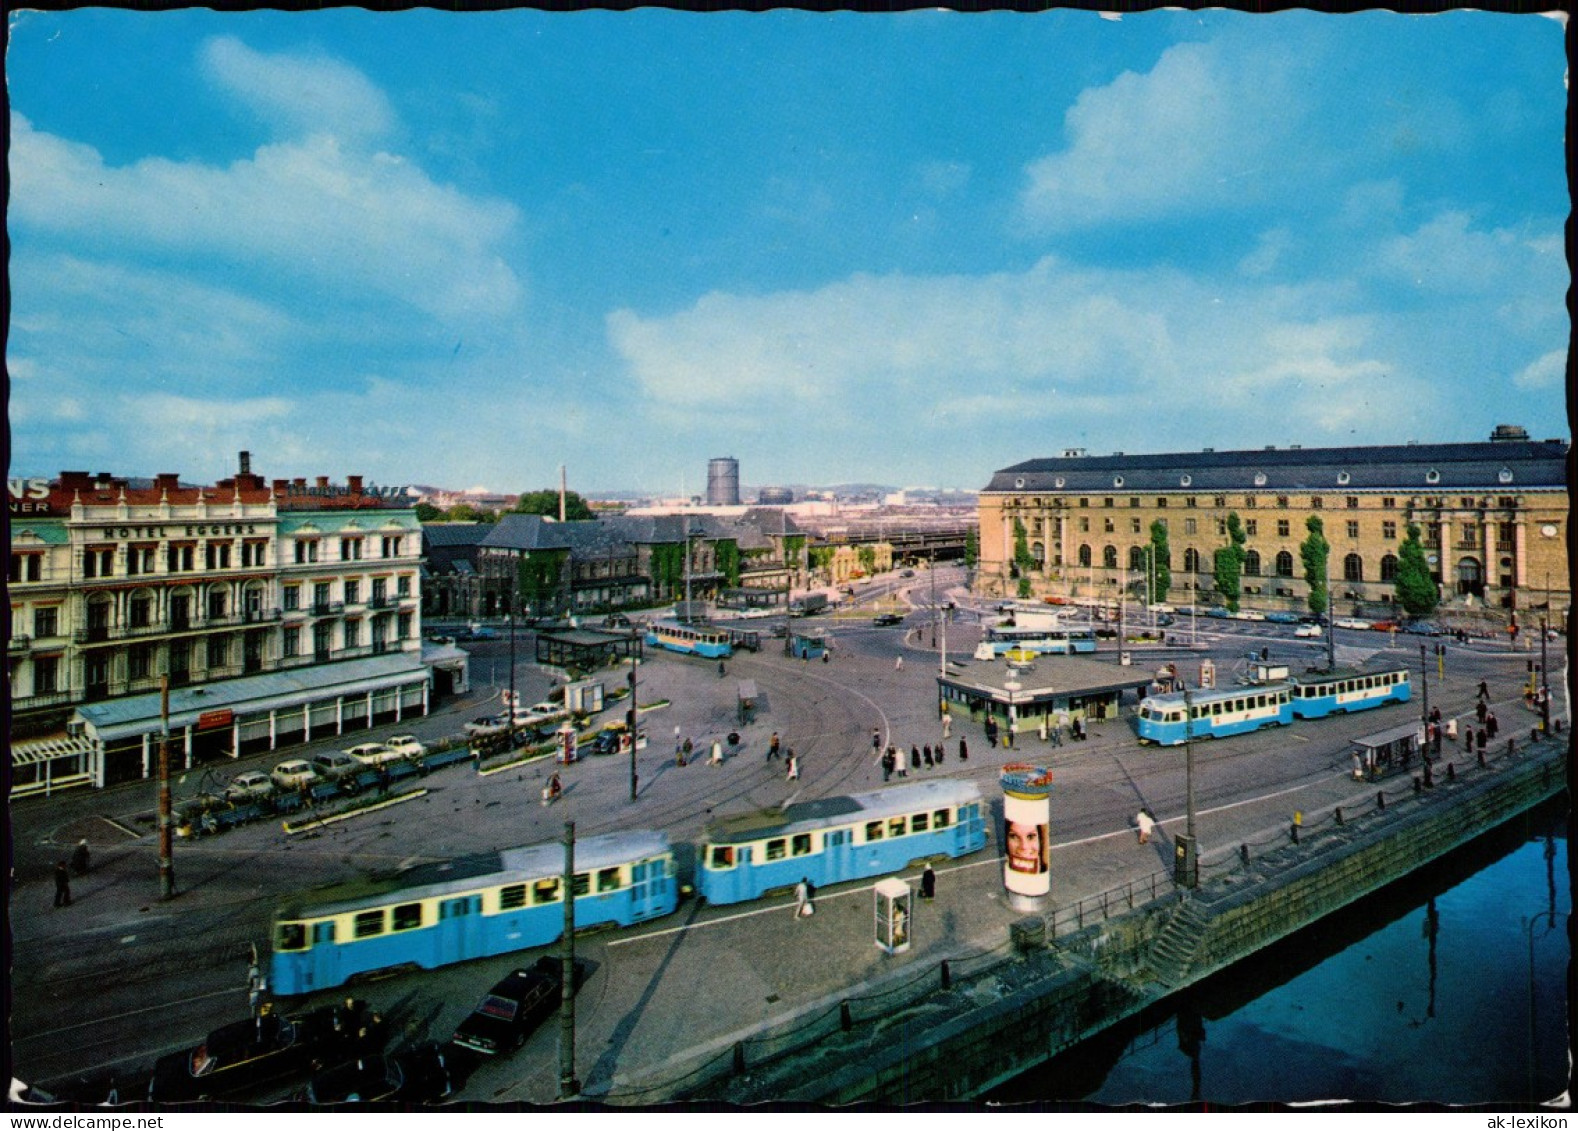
[1369,620,1400,632]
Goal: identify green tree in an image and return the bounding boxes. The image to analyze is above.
[857,546,877,574]
[1011,519,1038,575]
[1300,515,1331,618]
[446,502,496,523]
[1148,520,1173,603]
[963,527,979,569]
[517,550,567,614]
[648,544,685,596]
[510,489,594,521]
[1212,513,1247,612]
[715,539,741,588]
[413,501,444,523]
[1393,523,1440,617]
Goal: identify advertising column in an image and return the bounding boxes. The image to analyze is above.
[1000,763,1053,912]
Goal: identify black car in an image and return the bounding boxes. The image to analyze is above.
[873,613,905,626]
[303,1042,458,1105]
[452,958,580,1056]
[149,1000,383,1102]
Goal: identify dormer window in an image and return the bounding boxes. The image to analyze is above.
[1336,471,1351,485]
[1425,469,1440,484]
[1253,472,1267,487]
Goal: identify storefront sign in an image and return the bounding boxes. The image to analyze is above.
[197,709,235,731]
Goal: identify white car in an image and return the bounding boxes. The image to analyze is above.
[384,734,427,759]
[225,771,276,802]
[1294,623,1324,638]
[1334,617,1372,631]
[345,742,401,766]
[1233,610,1266,621]
[464,715,508,737]
[271,759,319,791]
[1147,603,1176,614]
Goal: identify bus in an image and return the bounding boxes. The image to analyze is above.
[977,616,1099,658]
[645,620,734,659]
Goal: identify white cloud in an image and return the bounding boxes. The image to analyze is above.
[10,105,521,324]
[199,36,396,145]
[1513,349,1567,390]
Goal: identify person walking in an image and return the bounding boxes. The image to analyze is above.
[709,739,724,766]
[923,744,934,769]
[910,745,921,771]
[921,863,937,900]
[794,877,813,919]
[985,718,998,748]
[1049,718,1063,748]
[786,752,800,781]
[880,746,895,782]
[1476,727,1488,755]
[1477,680,1490,701]
[894,745,908,778]
[71,838,91,876]
[872,728,882,758]
[959,736,968,762]
[1007,717,1017,748]
[769,732,781,762]
[54,861,71,908]
[1039,715,1048,743]
[718,660,726,678]
[1136,809,1156,844]
[942,712,952,739]
[934,740,945,765]
[895,655,904,671]
[1486,711,1499,740]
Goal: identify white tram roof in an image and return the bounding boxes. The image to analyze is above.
[704,779,982,845]
[278,830,671,920]
[1140,682,1292,709]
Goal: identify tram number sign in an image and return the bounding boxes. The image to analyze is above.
[197,709,235,731]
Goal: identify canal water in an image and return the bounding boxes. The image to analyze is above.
[988,797,1571,1107]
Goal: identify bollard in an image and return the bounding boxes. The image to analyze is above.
[1413,776,1422,794]
[941,960,952,991]
[1377,790,1386,811]
[1290,822,1299,845]
[1423,763,1434,788]
[1445,762,1455,782]
[1335,807,1344,826]
[1240,843,1250,866]
[733,1041,746,1075]
[840,1000,853,1032]
[1508,739,1517,757]
[1477,748,1487,768]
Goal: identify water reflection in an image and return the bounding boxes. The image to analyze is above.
[989,799,1569,1107]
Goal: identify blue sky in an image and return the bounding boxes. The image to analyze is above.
[8,9,1569,495]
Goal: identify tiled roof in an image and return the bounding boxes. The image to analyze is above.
[984,439,1568,494]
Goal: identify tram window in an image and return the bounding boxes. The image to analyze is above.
[888,817,907,838]
[1255,695,1265,708]
[911,813,929,833]
[277,922,307,951]
[597,868,622,892]
[354,910,385,939]
[1210,703,1222,716]
[933,809,951,828]
[711,846,735,869]
[534,877,561,904]
[499,884,528,910]
[791,834,813,856]
[391,902,422,931]
[572,873,591,898]
[865,821,884,841]
[313,921,336,945]
[766,839,787,861]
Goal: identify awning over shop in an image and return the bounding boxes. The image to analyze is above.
[10,734,95,766]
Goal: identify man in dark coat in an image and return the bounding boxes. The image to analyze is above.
[54,861,72,908]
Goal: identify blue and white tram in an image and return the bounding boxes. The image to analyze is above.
[695,779,987,905]
[269,831,676,995]
[1135,684,1295,746]
[1291,666,1411,718]
[645,620,734,659]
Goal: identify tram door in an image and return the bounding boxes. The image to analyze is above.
[311,921,339,991]
[629,859,663,920]
[824,829,853,885]
[440,895,483,964]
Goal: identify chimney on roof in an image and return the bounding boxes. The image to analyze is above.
[1202,447,1214,453]
[239,450,251,475]
[294,478,307,489]
[316,476,330,489]
[348,475,363,493]
[273,479,289,492]
[1264,445,1276,451]
[156,473,180,490]
[1489,424,1530,442]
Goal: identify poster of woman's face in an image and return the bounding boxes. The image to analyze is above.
[1006,818,1049,874]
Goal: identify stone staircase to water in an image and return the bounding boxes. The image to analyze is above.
[1144,897,1212,988]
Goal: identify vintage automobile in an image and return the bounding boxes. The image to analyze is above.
[301,1042,457,1105]
[149,1000,383,1102]
[383,735,428,759]
[225,771,276,803]
[452,959,582,1056]
[872,613,905,626]
[270,760,319,792]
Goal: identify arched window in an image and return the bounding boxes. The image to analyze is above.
[1078,544,1092,568]
[1343,553,1364,582]
[1103,545,1118,569]
[1274,551,1294,577]
[1244,550,1261,577]
[1183,547,1200,573]
[1128,545,1145,571]
[1031,541,1046,568]
[1379,554,1398,582]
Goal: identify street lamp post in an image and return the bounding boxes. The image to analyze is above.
[627,659,639,802]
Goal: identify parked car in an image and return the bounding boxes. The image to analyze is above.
[1333,617,1373,631]
[1401,621,1443,636]
[1147,603,1176,614]
[344,742,401,767]
[464,716,508,737]
[1204,608,1232,619]
[383,735,427,759]
[149,999,383,1102]
[309,750,363,782]
[452,959,578,1056]
[270,760,319,792]
[1369,619,1400,632]
[1155,613,1176,627]
[873,613,905,626]
[602,614,631,628]
[1294,624,1324,638]
[1264,612,1301,624]
[302,1042,457,1105]
[1235,610,1267,621]
[225,771,276,803]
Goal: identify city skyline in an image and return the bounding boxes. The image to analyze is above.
[8,9,1569,494]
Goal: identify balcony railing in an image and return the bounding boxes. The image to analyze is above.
[311,601,345,617]
[369,595,394,609]
[73,607,284,644]
[8,634,32,654]
[11,690,75,712]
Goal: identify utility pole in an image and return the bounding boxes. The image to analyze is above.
[1325,553,1336,673]
[158,675,175,899]
[507,594,517,748]
[627,660,639,801]
[1539,611,1550,732]
[558,821,579,1100]
[1419,642,1430,739]
[1177,684,1198,889]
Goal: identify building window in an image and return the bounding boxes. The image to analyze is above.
[1183,548,1201,572]
[1275,551,1295,577]
[1184,518,1197,535]
[283,627,301,657]
[1382,497,1396,509]
[382,534,403,558]
[1343,553,1364,582]
[241,540,267,568]
[1157,498,1168,508]
[1244,550,1261,576]
[1129,497,1140,508]
[207,635,228,669]
[1185,497,1197,508]
[129,596,151,628]
[1311,497,1323,509]
[313,582,332,612]
[1130,517,1142,534]
[1079,498,1089,508]
[1245,519,1258,537]
[1103,498,1114,508]
[283,584,300,611]
[294,539,319,564]
[33,655,60,694]
[345,619,360,648]
[344,580,360,606]
[398,612,413,640]
[1213,496,1226,508]
[9,553,42,582]
[1380,554,1399,581]
[1277,519,1290,538]
[129,644,153,681]
[1078,544,1092,568]
[1102,545,1118,569]
[1382,521,1397,540]
[34,606,59,639]
[397,574,412,598]
[1129,545,1145,570]
[372,578,388,606]
[1276,496,1289,509]
[82,547,114,579]
[1079,517,1090,533]
[205,542,233,570]
[1244,496,1257,509]
[341,537,363,562]
[1346,521,1360,539]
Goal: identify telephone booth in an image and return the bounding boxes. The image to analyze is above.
[874,877,913,955]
